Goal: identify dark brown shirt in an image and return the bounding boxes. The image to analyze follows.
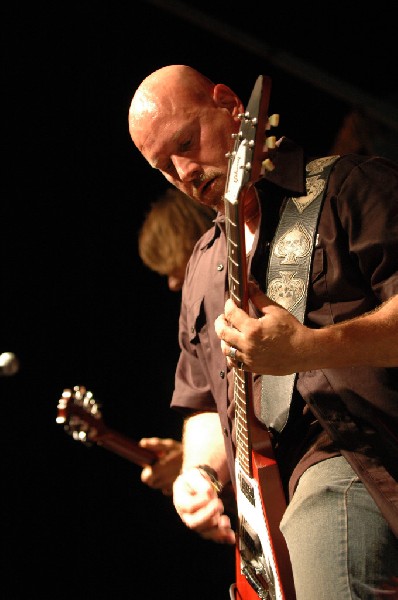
[171,139,398,519]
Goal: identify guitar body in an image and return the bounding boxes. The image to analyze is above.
[231,405,295,600]
[224,76,296,599]
[235,438,296,599]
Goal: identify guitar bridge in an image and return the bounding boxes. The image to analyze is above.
[239,517,276,600]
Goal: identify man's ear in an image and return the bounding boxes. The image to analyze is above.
[213,84,244,117]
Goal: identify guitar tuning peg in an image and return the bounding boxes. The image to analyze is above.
[268,114,280,127]
[225,151,236,159]
[72,430,87,442]
[265,136,276,149]
[261,158,275,173]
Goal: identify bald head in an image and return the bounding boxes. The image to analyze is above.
[128,65,215,150]
[127,65,243,210]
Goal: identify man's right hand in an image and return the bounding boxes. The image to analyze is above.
[172,467,236,544]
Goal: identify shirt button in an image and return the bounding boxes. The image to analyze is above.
[223,428,229,437]
[217,263,224,271]
[191,326,195,334]
[219,370,225,379]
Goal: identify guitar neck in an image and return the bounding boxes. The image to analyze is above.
[93,428,157,467]
[226,199,249,313]
[225,194,254,480]
[56,387,157,468]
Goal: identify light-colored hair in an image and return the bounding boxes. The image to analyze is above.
[138,188,215,275]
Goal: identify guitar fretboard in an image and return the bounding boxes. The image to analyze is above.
[225,195,253,480]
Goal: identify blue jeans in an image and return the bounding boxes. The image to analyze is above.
[280,456,398,599]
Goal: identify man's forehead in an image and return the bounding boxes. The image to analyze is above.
[130,83,202,166]
[145,125,185,169]
[140,110,198,167]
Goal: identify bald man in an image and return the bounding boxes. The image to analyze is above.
[129,65,398,599]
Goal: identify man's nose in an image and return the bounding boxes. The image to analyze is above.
[172,156,201,182]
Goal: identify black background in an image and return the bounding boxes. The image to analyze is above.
[2,2,397,598]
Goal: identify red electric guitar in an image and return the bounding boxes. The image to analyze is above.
[56,385,157,466]
[225,76,296,600]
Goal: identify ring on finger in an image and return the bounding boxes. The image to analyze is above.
[228,346,238,360]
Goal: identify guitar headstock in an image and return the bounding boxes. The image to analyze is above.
[56,385,105,445]
[224,75,279,207]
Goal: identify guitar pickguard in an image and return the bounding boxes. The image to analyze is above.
[235,461,280,600]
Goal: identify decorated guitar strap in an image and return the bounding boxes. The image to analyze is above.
[260,155,340,433]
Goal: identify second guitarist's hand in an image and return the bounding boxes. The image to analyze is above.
[139,437,183,496]
[173,467,236,544]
